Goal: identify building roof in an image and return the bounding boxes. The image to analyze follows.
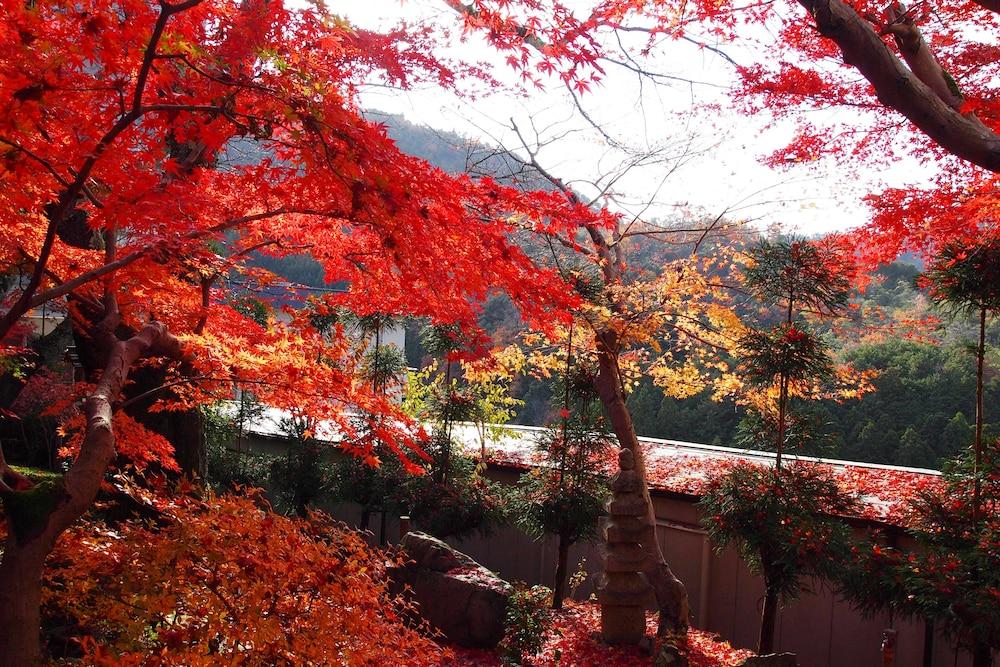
[234,404,942,528]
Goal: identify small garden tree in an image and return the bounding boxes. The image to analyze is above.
[700,462,857,655]
[705,237,857,654]
[398,325,512,540]
[514,346,611,609]
[203,394,270,492]
[922,238,1000,527]
[839,239,1000,667]
[333,312,411,539]
[269,414,334,518]
[735,238,851,467]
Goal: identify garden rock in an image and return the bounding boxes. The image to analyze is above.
[390,531,512,648]
[738,653,798,667]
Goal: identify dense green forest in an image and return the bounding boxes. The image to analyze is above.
[259,112,998,471]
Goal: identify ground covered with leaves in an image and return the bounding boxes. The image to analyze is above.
[446,601,753,666]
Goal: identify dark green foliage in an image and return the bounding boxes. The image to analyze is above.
[513,399,610,548]
[230,296,269,327]
[269,416,335,517]
[404,450,508,540]
[499,583,554,666]
[700,463,857,600]
[419,323,466,359]
[742,238,851,315]
[895,427,936,468]
[832,341,994,467]
[305,299,340,335]
[512,410,610,603]
[733,407,838,459]
[738,323,835,388]
[248,252,328,288]
[923,239,1000,316]
[738,239,850,463]
[510,357,610,607]
[400,327,513,540]
[332,415,411,533]
[203,401,272,492]
[839,447,1000,655]
[361,345,406,394]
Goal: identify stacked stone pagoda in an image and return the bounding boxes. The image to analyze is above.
[598,448,652,644]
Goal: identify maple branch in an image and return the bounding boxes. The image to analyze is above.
[4,319,182,548]
[801,0,1000,172]
[508,118,619,275]
[0,0,206,341]
[879,2,962,111]
[118,375,209,410]
[443,0,547,51]
[0,137,71,190]
[23,209,343,312]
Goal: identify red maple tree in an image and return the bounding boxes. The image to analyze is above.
[0,0,616,661]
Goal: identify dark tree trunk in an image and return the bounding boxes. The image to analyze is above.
[169,409,206,479]
[972,642,993,667]
[973,306,986,527]
[0,541,48,666]
[922,620,934,667]
[758,585,779,655]
[360,507,372,532]
[552,533,571,609]
[594,329,689,636]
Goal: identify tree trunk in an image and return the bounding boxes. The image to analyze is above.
[169,408,206,480]
[552,533,571,610]
[0,321,180,663]
[972,641,993,667]
[0,541,48,666]
[922,620,934,667]
[973,306,986,527]
[758,585,779,655]
[594,330,689,636]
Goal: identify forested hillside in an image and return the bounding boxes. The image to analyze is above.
[262,112,996,471]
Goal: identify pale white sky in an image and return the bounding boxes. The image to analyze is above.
[340,1,930,236]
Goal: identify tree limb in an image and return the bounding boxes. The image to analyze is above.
[801,0,1000,172]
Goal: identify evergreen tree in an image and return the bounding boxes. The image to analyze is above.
[923,238,1000,531]
[896,426,936,468]
[513,357,611,609]
[736,238,850,466]
[711,238,855,654]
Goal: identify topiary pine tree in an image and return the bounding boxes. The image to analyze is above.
[513,341,611,609]
[737,238,851,467]
[714,237,855,655]
[922,238,1000,529]
[839,448,1000,667]
[700,462,857,655]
